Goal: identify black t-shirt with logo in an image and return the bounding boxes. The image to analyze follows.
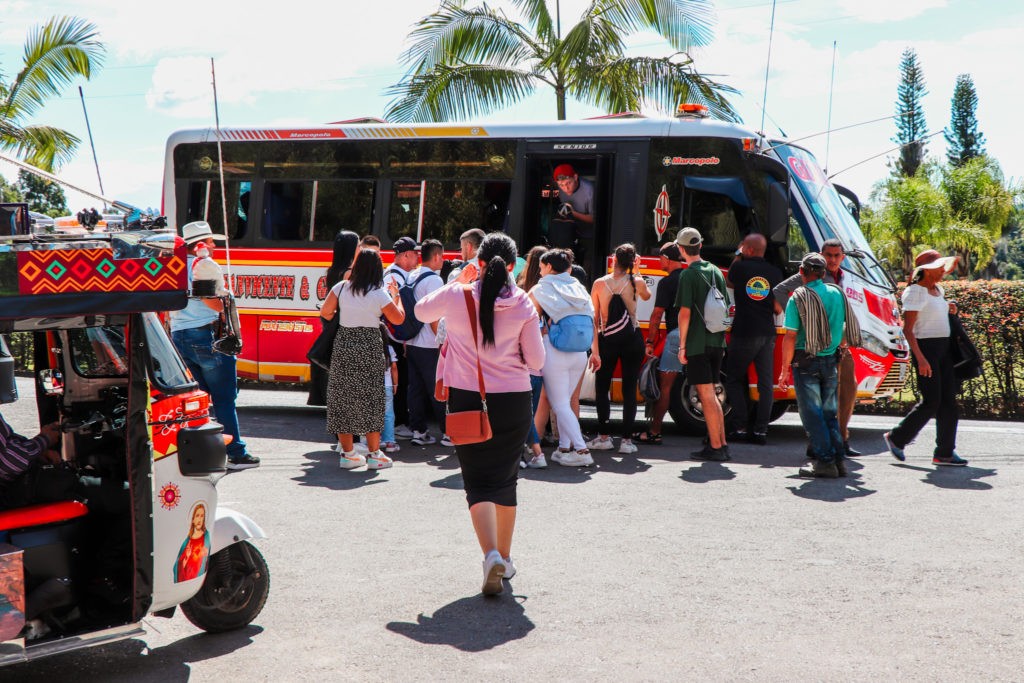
[727,257,784,337]
[654,268,682,331]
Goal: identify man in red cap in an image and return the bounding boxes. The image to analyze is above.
[552,163,595,265]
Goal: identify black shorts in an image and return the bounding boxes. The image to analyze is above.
[686,347,724,386]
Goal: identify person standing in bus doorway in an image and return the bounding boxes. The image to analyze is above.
[385,237,447,447]
[883,250,967,467]
[774,238,861,456]
[552,164,595,267]
[170,221,259,470]
[673,227,729,462]
[634,241,686,445]
[724,234,784,445]
[777,253,860,478]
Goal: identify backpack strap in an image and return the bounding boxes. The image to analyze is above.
[461,287,487,409]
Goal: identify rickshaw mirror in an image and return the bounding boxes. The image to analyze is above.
[39,369,64,396]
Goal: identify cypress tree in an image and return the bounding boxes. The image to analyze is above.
[944,73,986,167]
[893,48,928,178]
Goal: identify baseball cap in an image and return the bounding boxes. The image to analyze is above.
[552,164,576,180]
[181,220,226,246]
[392,236,418,254]
[801,252,827,272]
[913,249,957,273]
[659,242,683,262]
[675,227,702,247]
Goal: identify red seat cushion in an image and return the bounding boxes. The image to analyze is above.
[0,501,89,532]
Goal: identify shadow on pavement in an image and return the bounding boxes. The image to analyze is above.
[235,406,327,443]
[292,450,390,490]
[680,461,737,483]
[386,594,534,651]
[3,626,263,683]
[785,472,876,501]
[892,463,997,490]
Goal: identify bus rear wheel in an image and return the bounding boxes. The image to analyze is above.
[667,373,731,436]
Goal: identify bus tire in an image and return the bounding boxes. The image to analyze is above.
[666,373,731,435]
[769,401,791,423]
[182,541,269,633]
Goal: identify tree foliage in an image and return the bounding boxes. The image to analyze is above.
[0,16,105,171]
[16,169,67,217]
[892,48,928,178]
[939,155,1016,274]
[385,0,738,122]
[863,174,947,276]
[944,74,985,167]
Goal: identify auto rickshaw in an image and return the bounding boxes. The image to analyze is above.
[0,212,268,666]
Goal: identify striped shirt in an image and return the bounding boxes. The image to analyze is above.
[0,415,48,483]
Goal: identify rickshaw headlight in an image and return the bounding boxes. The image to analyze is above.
[184,399,202,413]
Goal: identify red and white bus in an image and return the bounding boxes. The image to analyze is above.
[162,108,910,431]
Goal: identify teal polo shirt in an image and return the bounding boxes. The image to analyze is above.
[783,278,845,356]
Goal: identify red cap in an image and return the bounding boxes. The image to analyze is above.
[553,164,576,180]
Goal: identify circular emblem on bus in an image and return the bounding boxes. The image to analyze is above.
[198,156,214,172]
[159,482,182,510]
[662,156,672,166]
[745,276,770,301]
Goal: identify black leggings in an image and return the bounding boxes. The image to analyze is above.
[889,337,959,457]
[595,327,645,437]
[450,388,532,507]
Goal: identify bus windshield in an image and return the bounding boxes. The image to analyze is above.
[774,144,890,289]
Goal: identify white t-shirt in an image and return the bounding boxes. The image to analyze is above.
[901,283,950,339]
[331,281,392,328]
[384,346,398,387]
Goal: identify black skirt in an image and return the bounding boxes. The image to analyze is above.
[449,388,532,507]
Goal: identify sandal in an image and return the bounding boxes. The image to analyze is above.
[632,430,662,445]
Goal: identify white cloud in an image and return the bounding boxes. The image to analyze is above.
[836,0,947,23]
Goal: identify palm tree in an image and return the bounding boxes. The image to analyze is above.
[385,0,738,123]
[0,16,105,171]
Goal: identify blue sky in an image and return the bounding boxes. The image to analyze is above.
[0,0,1020,214]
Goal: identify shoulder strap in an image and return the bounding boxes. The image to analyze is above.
[462,287,487,405]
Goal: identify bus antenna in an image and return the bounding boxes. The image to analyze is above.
[759,0,778,134]
[824,41,838,174]
[210,58,234,291]
[78,86,106,208]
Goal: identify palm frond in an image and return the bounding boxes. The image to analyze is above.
[0,125,79,172]
[572,55,739,121]
[399,2,538,75]
[555,13,625,69]
[385,64,537,122]
[3,16,104,123]
[510,0,555,43]
[597,0,716,52]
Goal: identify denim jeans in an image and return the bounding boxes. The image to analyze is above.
[792,353,843,463]
[725,334,776,434]
[172,324,248,459]
[382,384,396,444]
[526,374,544,446]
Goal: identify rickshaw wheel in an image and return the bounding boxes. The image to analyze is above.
[181,541,270,633]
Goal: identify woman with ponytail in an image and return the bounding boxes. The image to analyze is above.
[416,232,545,596]
[589,243,651,454]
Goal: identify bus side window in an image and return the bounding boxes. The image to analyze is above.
[187,180,250,240]
[388,180,511,249]
[787,215,809,264]
[263,182,307,241]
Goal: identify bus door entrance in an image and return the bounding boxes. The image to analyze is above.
[522,152,614,281]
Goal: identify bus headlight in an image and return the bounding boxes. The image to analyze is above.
[859,331,889,358]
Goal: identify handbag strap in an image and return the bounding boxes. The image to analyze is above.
[462,287,488,410]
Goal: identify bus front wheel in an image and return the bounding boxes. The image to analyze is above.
[667,373,731,436]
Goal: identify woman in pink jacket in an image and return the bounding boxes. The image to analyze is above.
[416,232,545,596]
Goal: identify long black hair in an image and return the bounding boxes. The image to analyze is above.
[326,230,359,288]
[348,249,384,296]
[477,232,517,346]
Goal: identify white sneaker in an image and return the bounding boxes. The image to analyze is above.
[411,430,436,446]
[526,453,547,469]
[440,434,455,447]
[331,441,369,454]
[383,441,401,454]
[481,550,505,596]
[575,448,595,466]
[394,424,415,440]
[339,451,366,469]
[366,451,393,470]
[503,556,517,580]
[587,435,615,451]
[618,439,638,455]
[552,449,589,467]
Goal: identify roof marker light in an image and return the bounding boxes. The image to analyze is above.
[675,103,709,118]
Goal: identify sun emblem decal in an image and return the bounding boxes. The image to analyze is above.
[159,482,182,510]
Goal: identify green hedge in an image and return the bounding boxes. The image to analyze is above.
[863,279,1024,420]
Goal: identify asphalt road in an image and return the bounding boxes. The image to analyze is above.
[3,379,1023,681]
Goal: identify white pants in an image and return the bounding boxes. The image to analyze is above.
[542,337,588,450]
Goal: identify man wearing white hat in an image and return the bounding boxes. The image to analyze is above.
[169,221,259,470]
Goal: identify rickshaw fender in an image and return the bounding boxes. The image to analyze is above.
[211,507,266,554]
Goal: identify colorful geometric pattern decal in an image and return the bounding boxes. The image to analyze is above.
[18,248,186,295]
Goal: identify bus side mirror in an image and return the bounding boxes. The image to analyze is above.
[767,182,789,243]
